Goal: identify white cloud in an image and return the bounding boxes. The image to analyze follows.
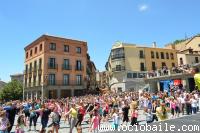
[138,4,148,12]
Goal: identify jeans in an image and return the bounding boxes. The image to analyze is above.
[192,107,197,114]
[29,116,37,127]
[41,118,49,128]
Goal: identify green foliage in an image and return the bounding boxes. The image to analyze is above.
[173,39,185,44]
[0,80,23,101]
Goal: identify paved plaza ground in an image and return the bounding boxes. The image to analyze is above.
[9,109,200,133]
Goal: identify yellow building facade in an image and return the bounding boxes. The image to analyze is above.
[144,47,178,71]
[106,42,178,92]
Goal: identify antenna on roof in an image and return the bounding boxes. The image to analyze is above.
[184,33,188,40]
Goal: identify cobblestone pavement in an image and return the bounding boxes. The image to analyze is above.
[10,110,197,133]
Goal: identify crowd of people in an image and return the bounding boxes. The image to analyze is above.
[147,64,192,78]
[0,88,199,133]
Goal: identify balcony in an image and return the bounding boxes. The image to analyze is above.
[112,66,126,72]
[48,63,58,69]
[25,81,42,88]
[111,53,125,60]
[75,66,84,71]
[62,64,72,70]
[46,80,83,86]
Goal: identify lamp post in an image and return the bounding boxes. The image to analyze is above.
[41,74,48,103]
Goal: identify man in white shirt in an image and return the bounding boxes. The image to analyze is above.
[178,94,185,115]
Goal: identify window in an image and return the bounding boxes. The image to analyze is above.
[25,78,27,87]
[33,76,36,86]
[140,62,145,71]
[63,59,70,70]
[138,73,146,78]
[35,47,37,54]
[170,53,174,60]
[29,77,31,85]
[38,74,41,85]
[195,57,199,63]
[34,60,37,71]
[180,58,183,65]
[26,52,28,59]
[156,52,159,59]
[116,65,121,71]
[39,58,42,69]
[152,62,156,70]
[29,63,32,72]
[139,50,144,58]
[25,65,28,73]
[64,45,69,52]
[127,73,132,78]
[166,53,169,59]
[30,50,32,57]
[76,75,82,85]
[162,62,166,67]
[160,52,165,59]
[111,48,125,59]
[172,63,175,67]
[40,44,43,51]
[151,51,154,58]
[132,73,137,78]
[48,58,56,69]
[76,60,82,70]
[76,47,81,53]
[48,74,56,85]
[49,43,56,50]
[63,74,70,85]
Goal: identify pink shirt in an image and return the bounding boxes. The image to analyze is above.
[92,116,99,129]
[171,102,176,109]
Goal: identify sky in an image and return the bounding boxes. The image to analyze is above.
[0,0,200,82]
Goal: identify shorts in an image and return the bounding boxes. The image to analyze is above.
[175,106,180,113]
[24,111,30,117]
[41,119,48,128]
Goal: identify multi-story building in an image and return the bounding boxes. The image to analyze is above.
[10,73,24,84]
[86,54,97,90]
[165,35,200,66]
[24,34,90,99]
[106,41,178,92]
[96,71,109,88]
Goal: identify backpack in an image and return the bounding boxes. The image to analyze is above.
[30,111,36,118]
[52,112,59,123]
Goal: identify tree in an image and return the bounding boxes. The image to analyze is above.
[0,80,23,101]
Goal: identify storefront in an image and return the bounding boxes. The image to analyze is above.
[160,80,173,94]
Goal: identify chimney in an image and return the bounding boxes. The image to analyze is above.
[153,42,157,48]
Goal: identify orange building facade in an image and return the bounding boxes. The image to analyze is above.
[24,35,89,99]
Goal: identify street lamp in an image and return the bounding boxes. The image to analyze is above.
[41,74,48,103]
